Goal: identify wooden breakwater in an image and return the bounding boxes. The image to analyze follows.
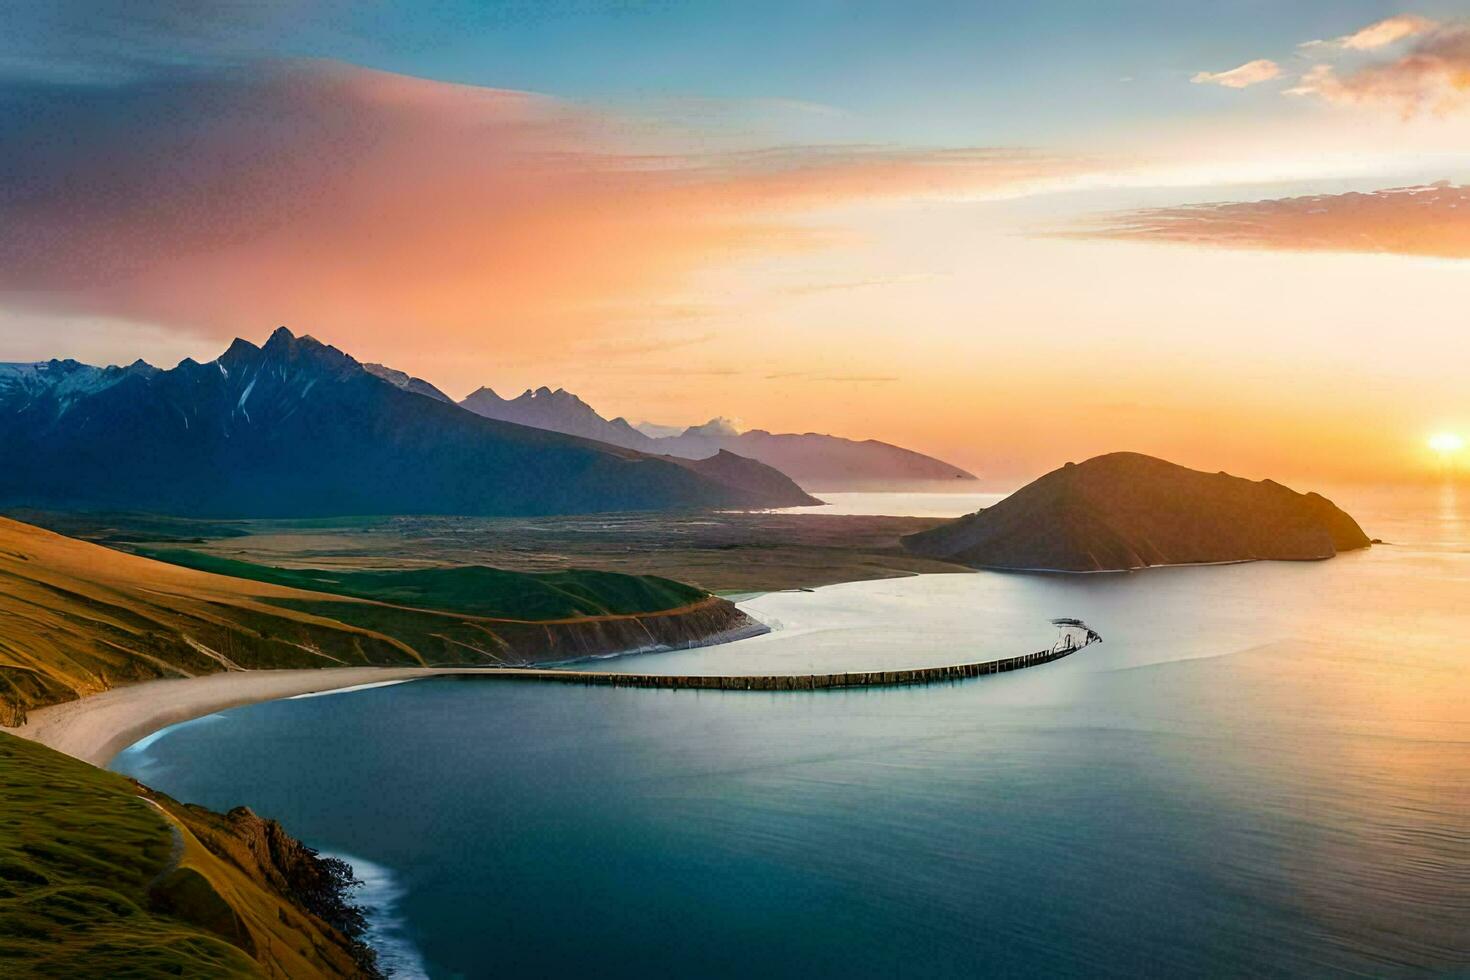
[450,642,1084,693]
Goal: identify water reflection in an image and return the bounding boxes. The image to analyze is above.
[1436,480,1463,550]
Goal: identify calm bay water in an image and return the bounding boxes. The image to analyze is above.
[113,486,1469,978]
[772,489,1008,517]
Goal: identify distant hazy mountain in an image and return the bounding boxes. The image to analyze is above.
[632,420,687,439]
[462,386,653,450]
[460,389,976,490]
[903,452,1370,572]
[0,328,815,516]
[659,423,976,490]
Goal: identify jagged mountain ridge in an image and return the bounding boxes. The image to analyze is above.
[0,328,815,516]
[458,386,977,490]
[0,358,159,425]
[461,385,650,449]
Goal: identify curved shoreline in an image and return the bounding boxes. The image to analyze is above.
[12,642,1087,768]
[12,667,476,767]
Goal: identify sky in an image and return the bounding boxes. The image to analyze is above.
[2,1,1469,485]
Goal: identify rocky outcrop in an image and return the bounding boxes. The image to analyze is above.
[136,791,383,977]
[904,452,1371,572]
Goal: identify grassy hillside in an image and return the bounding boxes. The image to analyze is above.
[136,548,705,619]
[0,732,374,978]
[10,507,962,593]
[0,516,734,726]
[0,517,427,726]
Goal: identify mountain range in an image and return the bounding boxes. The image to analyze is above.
[0,328,816,517]
[457,385,976,490]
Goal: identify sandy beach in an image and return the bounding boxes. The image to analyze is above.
[8,578,1110,770]
[11,668,482,767]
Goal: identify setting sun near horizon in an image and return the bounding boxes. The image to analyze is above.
[1429,432,1464,454]
[0,3,1467,487]
[1,6,1467,980]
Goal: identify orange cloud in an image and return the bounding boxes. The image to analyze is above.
[1289,20,1470,115]
[0,60,1087,366]
[1067,182,1470,259]
[1299,14,1439,52]
[1191,59,1282,88]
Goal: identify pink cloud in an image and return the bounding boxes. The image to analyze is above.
[1289,20,1470,115]
[1299,13,1439,52]
[0,60,1087,364]
[1068,182,1470,259]
[1191,59,1282,89]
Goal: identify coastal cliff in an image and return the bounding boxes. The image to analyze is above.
[0,730,380,977]
[904,452,1371,572]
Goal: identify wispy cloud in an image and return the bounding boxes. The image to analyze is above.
[1298,14,1439,52]
[0,59,1093,364]
[690,145,1094,207]
[1202,13,1470,116]
[762,371,899,383]
[1289,21,1470,115]
[0,1,315,83]
[1191,59,1282,88]
[568,330,718,361]
[1068,181,1470,259]
[779,273,942,295]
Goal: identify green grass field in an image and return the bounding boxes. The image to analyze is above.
[135,548,708,619]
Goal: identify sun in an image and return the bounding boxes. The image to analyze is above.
[1428,432,1465,455]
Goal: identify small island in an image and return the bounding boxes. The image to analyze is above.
[902,452,1371,572]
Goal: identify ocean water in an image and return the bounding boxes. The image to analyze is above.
[113,486,1469,978]
[773,489,1007,517]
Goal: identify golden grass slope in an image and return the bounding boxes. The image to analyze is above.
[0,516,757,726]
[0,516,427,726]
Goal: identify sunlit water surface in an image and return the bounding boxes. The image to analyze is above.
[114,486,1469,978]
[772,489,1007,517]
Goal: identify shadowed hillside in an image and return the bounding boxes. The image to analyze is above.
[132,549,707,619]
